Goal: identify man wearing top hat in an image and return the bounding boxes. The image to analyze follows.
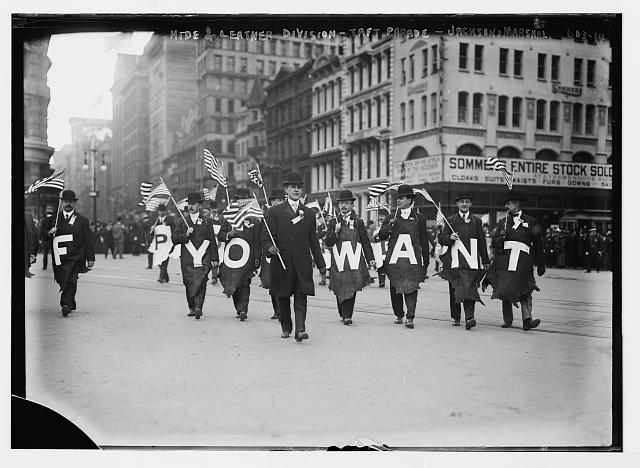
[324,189,376,325]
[262,171,326,342]
[437,193,490,330]
[484,190,545,330]
[172,191,220,319]
[259,187,286,320]
[378,184,430,329]
[217,188,262,321]
[47,190,95,317]
[150,203,176,283]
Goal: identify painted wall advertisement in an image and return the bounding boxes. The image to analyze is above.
[393,156,442,186]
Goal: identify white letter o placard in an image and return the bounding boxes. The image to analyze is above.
[223,238,250,268]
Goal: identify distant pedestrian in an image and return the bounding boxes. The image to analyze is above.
[101,223,115,259]
[112,217,125,259]
[39,205,56,270]
[584,228,603,273]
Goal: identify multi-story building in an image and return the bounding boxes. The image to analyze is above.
[264,62,314,190]
[234,79,267,194]
[162,105,199,200]
[66,118,112,222]
[392,34,613,228]
[143,35,197,178]
[308,54,343,203]
[341,35,395,220]
[195,36,336,201]
[111,53,150,215]
[23,37,55,217]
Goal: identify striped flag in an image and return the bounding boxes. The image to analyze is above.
[322,193,333,217]
[435,202,446,226]
[248,168,264,188]
[305,200,322,211]
[145,197,164,212]
[203,149,227,188]
[486,157,513,189]
[413,187,435,205]
[230,200,264,230]
[175,197,188,211]
[146,181,171,200]
[368,182,391,199]
[365,197,380,212]
[25,170,65,194]
[381,183,401,195]
[222,200,240,221]
[138,181,154,206]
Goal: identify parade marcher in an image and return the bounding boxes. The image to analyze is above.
[316,209,329,286]
[217,188,262,321]
[324,190,375,325]
[151,203,175,283]
[209,200,224,285]
[262,171,326,342]
[39,205,56,270]
[141,213,154,269]
[47,190,95,316]
[584,228,603,273]
[603,230,613,271]
[112,217,125,259]
[378,184,430,329]
[436,194,490,330]
[259,188,285,320]
[25,211,38,278]
[130,214,145,256]
[484,190,545,331]
[171,192,219,319]
[373,206,390,288]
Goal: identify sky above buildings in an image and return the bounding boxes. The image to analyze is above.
[47,31,154,151]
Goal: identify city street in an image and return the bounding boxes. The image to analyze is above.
[23,254,613,448]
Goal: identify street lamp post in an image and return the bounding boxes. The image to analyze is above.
[83,148,107,225]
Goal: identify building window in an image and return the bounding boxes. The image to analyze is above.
[358,150,363,180]
[228,99,234,113]
[376,144,381,178]
[215,98,221,112]
[367,61,372,87]
[349,107,354,133]
[431,44,438,74]
[537,53,546,80]
[422,48,429,77]
[227,56,235,72]
[585,105,596,134]
[376,96,382,127]
[550,101,560,131]
[574,58,583,85]
[458,92,468,123]
[409,54,415,82]
[514,50,523,77]
[512,97,522,128]
[474,45,483,72]
[214,54,222,70]
[498,96,508,126]
[608,107,612,135]
[293,42,300,58]
[366,145,371,179]
[551,55,560,81]
[358,103,364,130]
[358,64,363,90]
[459,43,468,70]
[431,92,437,125]
[401,58,406,84]
[400,102,406,132]
[350,68,355,94]
[409,100,414,130]
[587,59,596,87]
[268,61,276,75]
[572,103,582,133]
[367,101,372,128]
[240,57,247,72]
[421,96,427,127]
[256,59,264,74]
[536,100,546,130]
[499,48,508,74]
[473,93,483,124]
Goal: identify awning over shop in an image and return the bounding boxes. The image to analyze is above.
[559,210,612,222]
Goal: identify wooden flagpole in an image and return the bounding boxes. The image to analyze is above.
[256,164,270,207]
[253,193,286,270]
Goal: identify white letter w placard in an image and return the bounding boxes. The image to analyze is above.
[53,234,73,266]
[451,238,478,269]
[388,234,418,264]
[332,241,362,272]
[185,240,210,267]
[503,240,530,271]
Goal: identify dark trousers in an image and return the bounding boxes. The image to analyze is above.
[132,241,140,256]
[186,281,207,310]
[449,283,475,322]
[60,271,79,310]
[104,243,114,259]
[232,279,251,314]
[158,259,169,281]
[378,271,386,284]
[502,294,533,324]
[42,242,52,269]
[390,285,418,319]
[585,252,601,272]
[147,252,154,268]
[337,293,357,320]
[277,294,307,335]
[271,295,280,317]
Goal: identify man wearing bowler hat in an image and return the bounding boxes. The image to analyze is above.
[47,190,95,317]
[172,191,220,319]
[484,190,545,330]
[437,193,490,330]
[378,184,430,329]
[262,171,326,342]
[259,187,286,320]
[324,189,376,325]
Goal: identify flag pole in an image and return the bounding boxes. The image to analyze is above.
[53,197,62,230]
[257,164,270,208]
[159,177,187,224]
[253,193,286,270]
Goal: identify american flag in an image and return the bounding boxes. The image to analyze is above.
[175,197,188,211]
[222,200,240,222]
[305,200,322,211]
[145,181,172,200]
[229,200,264,230]
[203,187,216,201]
[368,182,392,198]
[248,168,264,188]
[486,157,513,189]
[25,170,65,194]
[145,197,164,212]
[413,187,435,205]
[203,149,227,188]
[322,193,333,217]
[138,181,154,206]
[435,202,446,226]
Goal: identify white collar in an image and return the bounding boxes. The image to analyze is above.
[399,206,412,219]
[64,210,74,219]
[287,198,299,210]
[189,212,199,223]
[513,211,523,218]
[459,211,469,219]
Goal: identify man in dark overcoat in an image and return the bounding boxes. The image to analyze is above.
[378,184,430,329]
[262,171,327,342]
[259,188,286,320]
[47,190,95,316]
[171,191,219,319]
[437,193,490,330]
[485,190,545,330]
[151,203,176,283]
[324,190,376,325]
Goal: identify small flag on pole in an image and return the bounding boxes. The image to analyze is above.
[248,168,264,188]
[145,197,164,212]
[368,182,392,199]
[25,170,65,193]
[145,181,171,200]
[203,149,227,188]
[413,187,435,205]
[175,197,188,211]
[222,200,241,221]
[305,200,322,211]
[486,156,513,189]
[322,193,333,217]
[365,197,380,212]
[435,202,446,226]
[230,199,264,230]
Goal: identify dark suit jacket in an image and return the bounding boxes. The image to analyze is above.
[261,200,326,296]
[324,211,375,263]
[217,214,262,269]
[491,213,544,266]
[378,208,430,269]
[439,213,490,266]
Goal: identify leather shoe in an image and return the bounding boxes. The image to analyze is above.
[295,331,309,342]
[501,322,512,328]
[465,318,477,330]
[523,318,540,331]
[194,308,202,320]
[61,305,71,317]
[239,312,247,321]
[405,318,414,329]
[343,319,352,326]
[280,332,290,338]
[451,320,460,326]
[270,314,278,320]
[187,308,195,317]
[378,282,385,288]
[394,317,404,324]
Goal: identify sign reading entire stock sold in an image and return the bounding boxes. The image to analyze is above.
[393,156,442,186]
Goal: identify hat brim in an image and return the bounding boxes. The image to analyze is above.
[61,197,78,201]
[336,198,356,202]
[455,196,474,202]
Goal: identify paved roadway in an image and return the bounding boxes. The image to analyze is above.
[23,254,613,448]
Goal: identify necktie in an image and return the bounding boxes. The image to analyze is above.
[512,214,521,230]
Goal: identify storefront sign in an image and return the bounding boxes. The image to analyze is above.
[552,83,583,97]
[393,156,442,185]
[444,155,612,189]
